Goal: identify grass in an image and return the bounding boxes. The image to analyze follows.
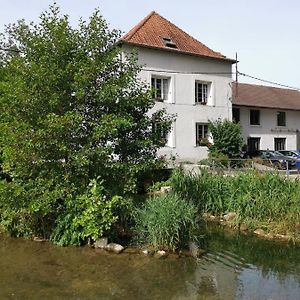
[133,193,199,251]
[170,169,300,240]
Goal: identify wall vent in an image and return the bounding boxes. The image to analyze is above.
[162,37,177,49]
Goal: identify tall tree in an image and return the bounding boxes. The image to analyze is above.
[0,4,173,244]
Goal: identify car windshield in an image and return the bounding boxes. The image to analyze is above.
[273,151,285,156]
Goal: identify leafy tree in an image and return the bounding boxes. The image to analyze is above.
[0,4,173,244]
[208,119,244,158]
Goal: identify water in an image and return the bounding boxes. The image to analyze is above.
[0,226,299,299]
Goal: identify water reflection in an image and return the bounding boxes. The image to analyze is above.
[0,225,299,299]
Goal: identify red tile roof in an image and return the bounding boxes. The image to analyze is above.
[121,11,234,63]
[232,83,300,111]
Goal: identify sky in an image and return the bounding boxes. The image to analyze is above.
[1,0,300,90]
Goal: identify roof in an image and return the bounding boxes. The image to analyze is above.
[232,83,300,111]
[121,11,235,63]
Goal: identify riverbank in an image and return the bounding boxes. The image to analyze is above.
[170,170,300,243]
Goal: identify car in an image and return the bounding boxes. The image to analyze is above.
[277,150,300,169]
[250,150,296,170]
[277,150,300,159]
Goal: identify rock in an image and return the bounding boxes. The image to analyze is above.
[253,229,265,236]
[33,236,47,242]
[274,234,290,241]
[239,224,248,231]
[94,237,108,249]
[141,249,150,255]
[203,213,218,222]
[154,250,167,258]
[106,243,124,254]
[160,186,172,193]
[223,212,237,222]
[189,242,206,258]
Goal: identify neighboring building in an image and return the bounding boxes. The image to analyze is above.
[120,11,235,162]
[232,83,300,152]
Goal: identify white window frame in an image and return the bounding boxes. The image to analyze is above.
[195,123,209,146]
[195,81,209,105]
[151,76,170,102]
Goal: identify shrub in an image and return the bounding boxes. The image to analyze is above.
[50,180,123,246]
[208,119,244,158]
[133,194,198,251]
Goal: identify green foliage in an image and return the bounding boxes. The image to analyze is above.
[0,3,173,192]
[171,170,300,238]
[51,180,123,246]
[0,4,173,244]
[133,194,198,251]
[208,119,244,158]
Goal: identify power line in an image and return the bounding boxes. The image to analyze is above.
[142,68,235,75]
[238,71,300,91]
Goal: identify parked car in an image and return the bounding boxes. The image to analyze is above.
[250,150,296,169]
[277,150,300,170]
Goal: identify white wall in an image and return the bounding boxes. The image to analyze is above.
[238,106,300,150]
[123,45,233,162]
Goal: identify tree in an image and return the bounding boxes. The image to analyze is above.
[208,119,244,158]
[0,4,173,244]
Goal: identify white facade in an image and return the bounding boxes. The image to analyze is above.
[236,106,300,151]
[123,45,233,162]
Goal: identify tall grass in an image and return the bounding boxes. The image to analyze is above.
[171,170,300,238]
[133,193,198,251]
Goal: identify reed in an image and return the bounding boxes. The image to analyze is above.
[171,170,300,238]
[133,193,198,251]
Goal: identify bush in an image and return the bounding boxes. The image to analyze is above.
[0,178,123,245]
[50,180,123,246]
[133,194,198,251]
[208,119,244,158]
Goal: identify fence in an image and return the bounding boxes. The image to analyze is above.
[196,158,300,177]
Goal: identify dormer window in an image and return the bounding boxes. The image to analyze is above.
[162,37,177,49]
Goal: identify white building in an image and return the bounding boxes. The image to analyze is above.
[120,11,235,162]
[232,83,300,152]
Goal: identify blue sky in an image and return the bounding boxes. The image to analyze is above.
[1,0,300,89]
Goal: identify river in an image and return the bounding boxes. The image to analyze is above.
[0,225,299,299]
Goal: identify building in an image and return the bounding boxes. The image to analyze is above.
[232,83,300,152]
[120,11,235,162]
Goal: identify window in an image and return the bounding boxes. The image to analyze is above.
[151,77,169,101]
[247,137,260,153]
[250,109,260,125]
[274,138,286,151]
[232,107,240,123]
[152,119,169,146]
[277,111,286,126]
[195,82,208,104]
[196,123,209,146]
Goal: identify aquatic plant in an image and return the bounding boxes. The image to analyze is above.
[133,193,198,251]
[171,170,300,239]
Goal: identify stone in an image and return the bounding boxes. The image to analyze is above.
[106,243,124,254]
[94,237,108,249]
[141,249,150,255]
[223,212,237,222]
[253,229,265,236]
[154,250,167,258]
[160,186,172,193]
[33,236,47,242]
[274,234,290,241]
[239,224,248,231]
